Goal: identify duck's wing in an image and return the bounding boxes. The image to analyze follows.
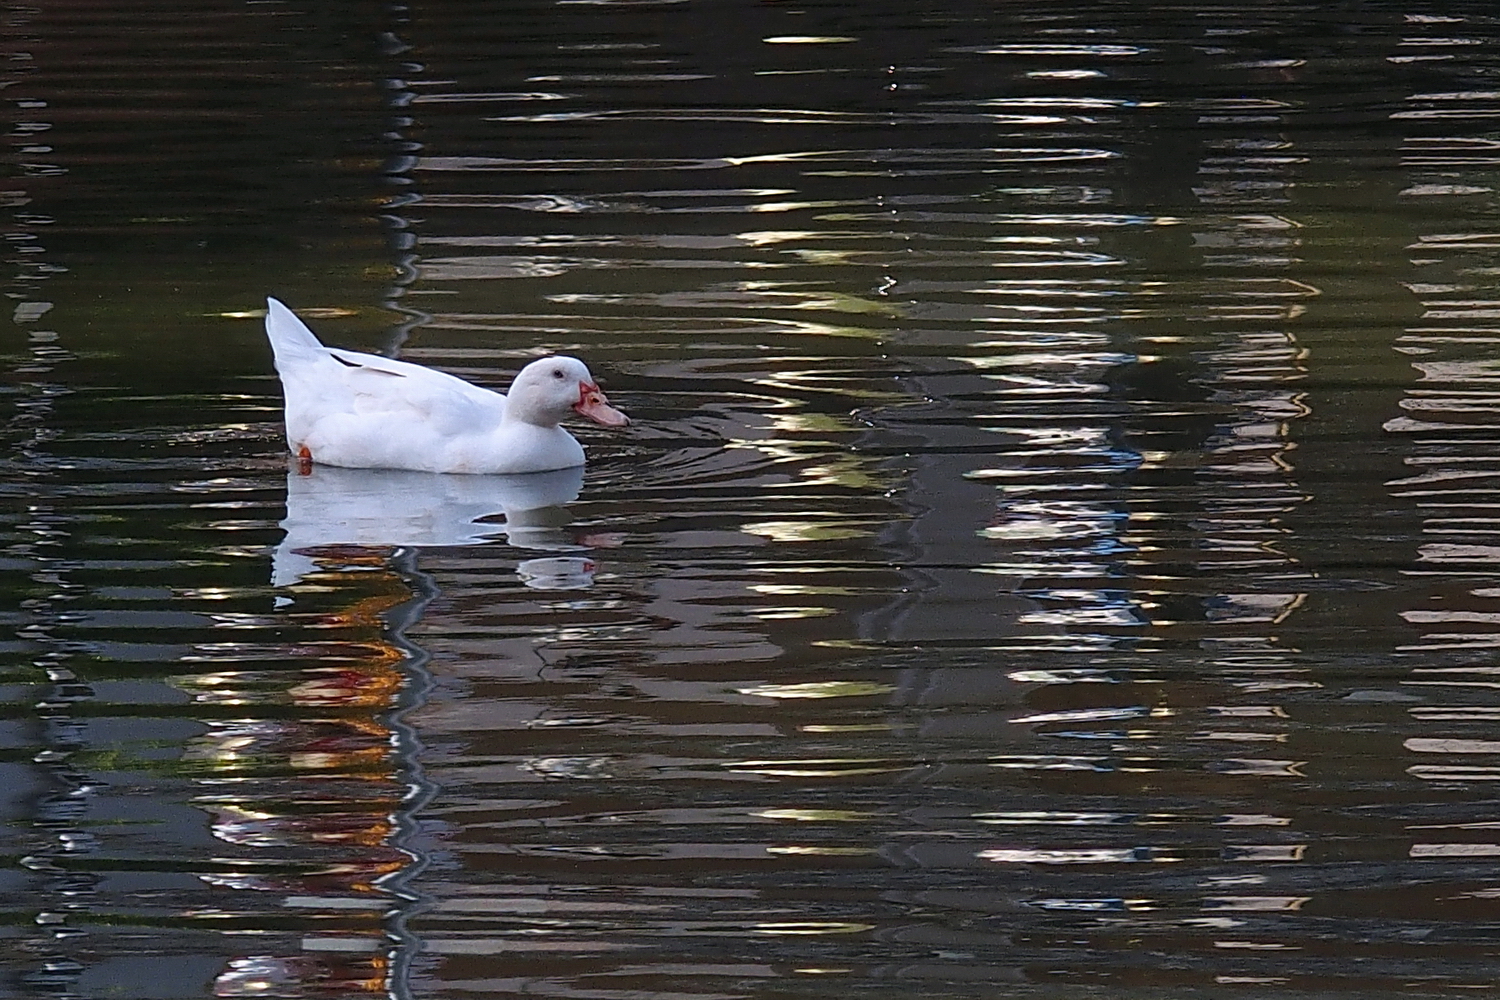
[326,347,506,434]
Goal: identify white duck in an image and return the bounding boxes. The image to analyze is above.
[264,297,628,474]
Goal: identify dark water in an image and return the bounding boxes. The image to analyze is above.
[8,2,1500,997]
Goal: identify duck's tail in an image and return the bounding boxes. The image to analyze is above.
[265,297,328,372]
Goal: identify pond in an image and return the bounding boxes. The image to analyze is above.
[7,2,1500,997]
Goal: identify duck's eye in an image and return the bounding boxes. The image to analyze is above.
[552,369,565,380]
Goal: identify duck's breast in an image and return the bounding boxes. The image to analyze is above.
[459,422,586,475]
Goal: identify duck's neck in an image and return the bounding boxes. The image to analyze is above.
[501,398,559,428]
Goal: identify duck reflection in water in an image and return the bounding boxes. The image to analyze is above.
[272,463,601,589]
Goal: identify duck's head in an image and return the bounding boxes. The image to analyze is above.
[509,356,630,428]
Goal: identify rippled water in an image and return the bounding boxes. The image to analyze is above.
[10,2,1500,998]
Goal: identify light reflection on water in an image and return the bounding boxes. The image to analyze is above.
[10,3,1500,999]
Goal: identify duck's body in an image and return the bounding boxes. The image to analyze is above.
[264,297,627,474]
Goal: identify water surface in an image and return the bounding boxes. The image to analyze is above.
[8,2,1500,998]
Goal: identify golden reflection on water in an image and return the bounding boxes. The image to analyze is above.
[736,680,894,699]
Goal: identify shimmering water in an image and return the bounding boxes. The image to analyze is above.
[9,2,1500,997]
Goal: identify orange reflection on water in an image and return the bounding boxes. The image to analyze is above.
[183,563,421,998]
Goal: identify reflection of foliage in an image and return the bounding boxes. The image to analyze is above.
[63,741,198,776]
